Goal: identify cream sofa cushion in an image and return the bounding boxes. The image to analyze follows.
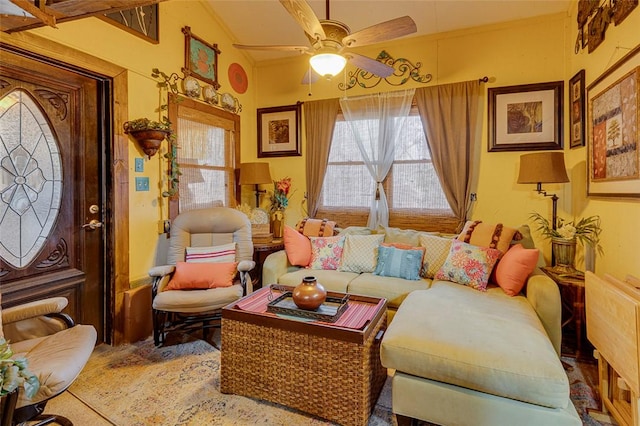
[348,273,431,310]
[276,269,358,293]
[381,282,569,409]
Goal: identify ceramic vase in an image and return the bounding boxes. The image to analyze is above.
[292,276,327,310]
[552,237,577,273]
[271,210,284,239]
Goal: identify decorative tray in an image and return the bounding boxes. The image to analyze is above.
[267,287,349,323]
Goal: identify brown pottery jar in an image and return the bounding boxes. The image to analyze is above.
[292,276,327,310]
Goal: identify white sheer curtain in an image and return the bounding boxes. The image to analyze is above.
[339,89,415,228]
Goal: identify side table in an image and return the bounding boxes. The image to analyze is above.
[541,267,591,360]
[252,240,284,290]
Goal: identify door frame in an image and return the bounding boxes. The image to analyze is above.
[1,32,130,345]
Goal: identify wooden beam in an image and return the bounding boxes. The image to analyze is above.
[9,0,57,28]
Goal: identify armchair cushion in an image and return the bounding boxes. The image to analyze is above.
[17,324,96,408]
[153,284,243,313]
[166,261,238,290]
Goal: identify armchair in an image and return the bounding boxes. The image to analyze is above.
[149,207,255,346]
[1,296,97,425]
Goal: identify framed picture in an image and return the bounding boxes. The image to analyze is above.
[587,44,640,198]
[100,5,159,44]
[257,104,302,158]
[488,81,564,152]
[569,70,586,148]
[182,26,221,90]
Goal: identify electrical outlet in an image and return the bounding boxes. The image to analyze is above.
[470,193,477,201]
[134,157,144,172]
[135,177,149,191]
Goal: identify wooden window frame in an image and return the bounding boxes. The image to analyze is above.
[168,94,240,220]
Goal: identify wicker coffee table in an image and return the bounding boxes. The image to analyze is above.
[221,285,387,426]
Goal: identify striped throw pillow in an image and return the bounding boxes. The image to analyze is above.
[185,242,236,263]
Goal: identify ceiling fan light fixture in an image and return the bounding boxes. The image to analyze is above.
[309,53,347,78]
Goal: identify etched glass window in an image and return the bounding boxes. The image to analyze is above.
[0,89,63,268]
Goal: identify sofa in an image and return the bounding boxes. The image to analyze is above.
[262,222,582,425]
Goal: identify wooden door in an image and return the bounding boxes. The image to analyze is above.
[0,48,105,342]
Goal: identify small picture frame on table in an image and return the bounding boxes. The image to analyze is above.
[257,103,302,158]
[569,70,586,148]
[488,81,564,152]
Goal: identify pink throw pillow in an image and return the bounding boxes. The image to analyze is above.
[284,225,312,266]
[166,262,238,290]
[494,244,539,296]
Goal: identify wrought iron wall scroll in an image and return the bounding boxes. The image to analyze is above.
[338,50,433,91]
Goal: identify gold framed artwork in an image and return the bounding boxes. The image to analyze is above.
[587,44,640,198]
[257,104,302,158]
[488,81,564,152]
[182,26,221,90]
[570,70,586,148]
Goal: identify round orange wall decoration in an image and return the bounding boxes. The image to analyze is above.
[228,63,248,94]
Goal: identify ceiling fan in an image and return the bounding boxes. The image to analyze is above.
[233,0,417,83]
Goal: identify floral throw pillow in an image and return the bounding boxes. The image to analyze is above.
[434,240,502,291]
[308,235,346,270]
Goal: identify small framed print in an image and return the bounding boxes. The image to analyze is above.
[257,104,302,158]
[182,26,221,90]
[488,81,564,152]
[570,70,586,148]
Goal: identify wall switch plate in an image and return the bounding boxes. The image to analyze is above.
[134,158,144,172]
[135,177,149,191]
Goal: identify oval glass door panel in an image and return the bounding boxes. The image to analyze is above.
[0,89,63,268]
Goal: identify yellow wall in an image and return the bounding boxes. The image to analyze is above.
[253,9,640,279]
[0,0,258,282]
[2,1,638,283]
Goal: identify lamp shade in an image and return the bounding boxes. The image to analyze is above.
[517,152,569,184]
[239,162,272,185]
[309,53,347,78]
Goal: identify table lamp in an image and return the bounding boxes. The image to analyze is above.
[239,162,272,207]
[517,152,569,231]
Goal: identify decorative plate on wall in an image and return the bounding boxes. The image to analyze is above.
[228,63,248,94]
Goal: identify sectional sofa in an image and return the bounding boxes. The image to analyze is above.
[262,222,582,425]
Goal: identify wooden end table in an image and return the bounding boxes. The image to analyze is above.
[541,266,591,360]
[252,240,284,290]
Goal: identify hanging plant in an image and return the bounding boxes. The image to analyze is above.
[150,68,182,198]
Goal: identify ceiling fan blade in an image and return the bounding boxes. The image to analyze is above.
[342,16,417,48]
[233,44,311,54]
[279,0,326,41]
[346,53,395,78]
[301,68,321,85]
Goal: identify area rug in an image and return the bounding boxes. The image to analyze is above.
[69,337,610,425]
[68,337,394,425]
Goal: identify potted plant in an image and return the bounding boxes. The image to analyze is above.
[530,212,603,272]
[269,177,293,238]
[1,337,40,422]
[123,117,172,158]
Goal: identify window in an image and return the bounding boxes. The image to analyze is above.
[168,95,240,219]
[318,106,454,231]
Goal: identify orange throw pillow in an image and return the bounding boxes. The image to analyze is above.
[284,225,312,266]
[494,244,539,296]
[166,262,238,290]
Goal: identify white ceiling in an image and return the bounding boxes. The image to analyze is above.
[206,0,572,62]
